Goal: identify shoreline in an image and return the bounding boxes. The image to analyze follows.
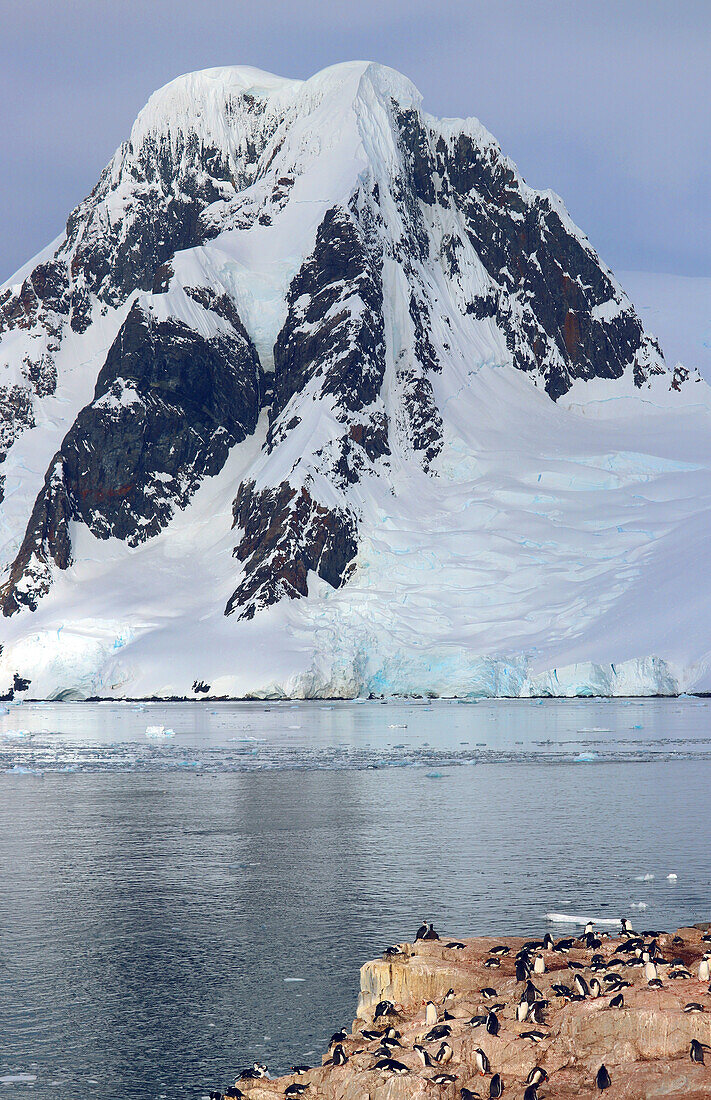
[210,922,711,1100]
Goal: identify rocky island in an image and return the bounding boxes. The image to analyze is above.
[211,921,711,1099]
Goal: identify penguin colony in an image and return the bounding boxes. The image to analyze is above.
[208,920,711,1099]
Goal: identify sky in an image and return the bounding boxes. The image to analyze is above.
[1,0,710,286]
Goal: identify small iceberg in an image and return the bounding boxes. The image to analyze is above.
[574,752,598,762]
[5,765,43,776]
[546,912,623,926]
[145,725,175,738]
[630,902,647,910]
[667,873,678,881]
[635,874,655,881]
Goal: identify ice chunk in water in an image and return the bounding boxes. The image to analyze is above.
[145,725,175,738]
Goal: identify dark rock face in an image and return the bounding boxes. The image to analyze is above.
[225,480,358,619]
[0,300,261,615]
[394,107,664,400]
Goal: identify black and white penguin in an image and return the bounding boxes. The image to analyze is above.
[329,1045,347,1066]
[414,1043,436,1067]
[573,974,589,997]
[425,1001,439,1026]
[530,1002,547,1026]
[432,1073,458,1085]
[684,1002,704,1013]
[596,1064,611,1090]
[533,954,545,975]
[522,1086,538,1100]
[699,954,710,982]
[474,1048,490,1075]
[522,980,542,1005]
[480,987,498,999]
[590,978,602,998]
[585,921,595,935]
[609,993,624,1009]
[519,1031,546,1043]
[424,923,440,941]
[491,945,510,956]
[285,1085,308,1096]
[290,1066,311,1075]
[330,1029,348,1045]
[486,1012,499,1036]
[374,1000,396,1019]
[621,918,633,934]
[516,1001,529,1023]
[436,1041,454,1064]
[690,1039,708,1064]
[488,1072,503,1098]
[515,958,530,982]
[373,1058,409,1075]
[415,920,429,941]
[484,958,501,969]
[526,1068,547,1086]
[543,933,554,950]
[425,1024,452,1042]
[460,1089,481,1100]
[225,1089,244,1100]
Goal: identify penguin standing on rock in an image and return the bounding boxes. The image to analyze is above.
[474,1049,490,1075]
[596,1065,611,1090]
[488,1072,503,1098]
[699,955,710,982]
[436,1041,454,1064]
[533,955,545,975]
[425,1001,438,1026]
[415,921,429,941]
[414,1044,436,1067]
[690,1039,710,1063]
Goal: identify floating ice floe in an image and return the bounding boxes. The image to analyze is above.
[635,874,655,881]
[630,902,647,910]
[0,1075,38,1084]
[667,873,678,880]
[145,725,175,738]
[546,913,623,926]
[574,752,598,762]
[5,765,43,776]
[283,977,306,982]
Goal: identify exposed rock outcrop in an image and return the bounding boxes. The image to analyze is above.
[213,924,711,1100]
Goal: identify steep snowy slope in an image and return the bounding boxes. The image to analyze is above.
[0,62,709,699]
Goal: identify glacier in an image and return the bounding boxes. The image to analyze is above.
[0,62,710,700]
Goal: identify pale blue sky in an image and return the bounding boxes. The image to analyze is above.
[1,0,709,283]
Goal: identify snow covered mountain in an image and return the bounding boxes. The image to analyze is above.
[1,61,710,699]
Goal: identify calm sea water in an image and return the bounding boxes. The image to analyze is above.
[1,698,711,1099]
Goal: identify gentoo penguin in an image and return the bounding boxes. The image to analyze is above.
[415,1044,436,1067]
[526,1068,548,1086]
[590,978,602,998]
[330,1045,348,1066]
[373,1058,409,1074]
[522,1087,538,1100]
[486,1011,499,1036]
[285,1085,308,1097]
[573,974,589,997]
[432,1073,458,1085]
[690,1039,708,1063]
[543,933,554,950]
[380,1033,402,1049]
[621,918,633,934]
[516,1001,530,1023]
[474,1048,490,1075]
[596,1064,611,1090]
[491,945,510,956]
[699,955,710,982]
[609,993,624,1009]
[330,1028,348,1045]
[446,942,466,950]
[488,1072,503,1098]
[585,921,595,935]
[484,957,501,969]
[426,1001,438,1026]
[519,1031,546,1043]
[374,1000,395,1019]
[425,1024,452,1042]
[648,977,664,989]
[533,954,545,975]
[684,1002,704,1013]
[225,1090,244,1100]
[436,1041,454,1064]
[515,958,530,982]
[290,1066,311,1075]
[480,987,497,999]
[522,980,542,1004]
[444,988,456,1001]
[424,923,440,941]
[643,954,658,982]
[415,920,429,941]
[530,1002,547,1025]
[460,1089,482,1100]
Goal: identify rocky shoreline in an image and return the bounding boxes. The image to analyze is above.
[210,921,711,1099]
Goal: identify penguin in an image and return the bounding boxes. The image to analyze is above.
[522,1087,538,1100]
[516,1001,530,1023]
[432,1073,458,1085]
[460,1089,482,1100]
[225,1090,244,1100]
[424,924,440,941]
[373,1058,409,1075]
[484,958,501,969]
[486,1012,499,1036]
[426,1001,439,1026]
[468,1014,487,1028]
[533,954,545,975]
[684,1002,704,1013]
[291,1066,311,1075]
[648,977,664,989]
[519,1031,546,1043]
[573,974,589,997]
[590,978,602,999]
[690,1039,708,1064]
[384,945,403,958]
[374,1000,396,1019]
[436,1042,454,1064]
[380,1033,402,1049]
[360,1029,382,1041]
[526,1068,548,1086]
[530,1002,547,1026]
[516,959,530,982]
[330,1029,348,1045]
[488,1072,503,1098]
[609,993,624,1009]
[644,958,658,983]
[474,1048,490,1075]
[596,1064,611,1091]
[285,1085,308,1097]
[585,921,595,935]
[414,1044,436,1067]
[446,942,466,950]
[699,955,710,982]
[523,980,542,1005]
[492,945,510,956]
[426,1024,452,1042]
[543,933,554,950]
[209,1091,224,1099]
[621,918,634,935]
[415,920,429,941]
[330,1045,348,1066]
[480,987,498,999]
